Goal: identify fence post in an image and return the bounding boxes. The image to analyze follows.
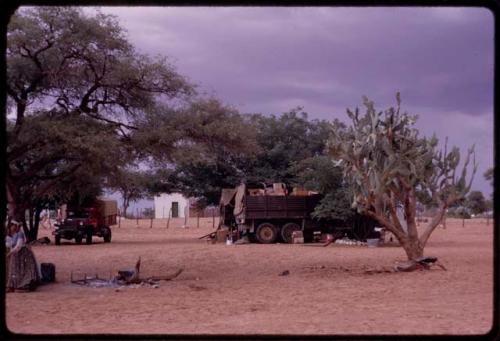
[167,207,171,229]
[136,208,139,227]
[184,206,188,228]
[118,209,121,228]
[150,207,153,228]
[197,212,200,228]
[212,208,215,229]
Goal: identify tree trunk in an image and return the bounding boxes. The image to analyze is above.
[31,205,43,242]
[122,194,130,218]
[419,204,446,247]
[401,237,424,260]
[21,205,43,243]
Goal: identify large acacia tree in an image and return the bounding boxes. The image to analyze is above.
[328,94,477,261]
[6,7,194,238]
[5,7,253,240]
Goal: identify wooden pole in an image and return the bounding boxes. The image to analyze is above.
[167,207,171,229]
[118,209,121,228]
[212,208,215,229]
[197,212,200,228]
[150,208,153,228]
[184,206,188,227]
[136,208,139,227]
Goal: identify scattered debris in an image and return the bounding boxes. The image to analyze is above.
[322,234,336,247]
[71,273,119,288]
[71,258,183,288]
[292,231,304,244]
[279,270,290,276]
[335,237,367,246]
[188,284,207,291]
[233,236,250,245]
[394,256,447,272]
[198,230,217,240]
[29,237,51,245]
[364,266,394,274]
[145,268,184,282]
[115,257,141,284]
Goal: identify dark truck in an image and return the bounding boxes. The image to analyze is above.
[53,198,117,245]
[220,183,377,244]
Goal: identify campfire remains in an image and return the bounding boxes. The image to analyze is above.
[71,257,183,288]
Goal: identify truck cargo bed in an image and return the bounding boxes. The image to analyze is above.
[244,195,321,219]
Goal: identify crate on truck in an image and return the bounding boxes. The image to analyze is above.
[53,198,118,245]
[219,183,378,244]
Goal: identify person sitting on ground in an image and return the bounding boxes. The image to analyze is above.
[5,221,40,292]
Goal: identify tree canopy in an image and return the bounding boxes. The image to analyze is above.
[5,7,256,240]
[155,108,334,207]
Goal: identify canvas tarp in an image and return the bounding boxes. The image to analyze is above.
[97,198,118,217]
[220,188,237,207]
[233,184,246,217]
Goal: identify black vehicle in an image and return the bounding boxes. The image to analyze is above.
[53,199,117,245]
[219,183,378,244]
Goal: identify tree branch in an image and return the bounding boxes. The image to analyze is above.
[419,201,447,246]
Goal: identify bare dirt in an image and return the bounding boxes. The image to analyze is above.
[5,217,494,335]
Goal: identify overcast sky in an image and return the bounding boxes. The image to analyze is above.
[96,6,493,200]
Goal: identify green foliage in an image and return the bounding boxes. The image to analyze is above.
[447,206,471,219]
[484,167,493,200]
[106,168,153,216]
[7,110,123,203]
[7,7,193,118]
[290,156,353,221]
[245,108,333,185]
[328,93,477,215]
[465,190,487,215]
[131,98,258,164]
[151,108,334,206]
[327,93,478,259]
[8,7,274,240]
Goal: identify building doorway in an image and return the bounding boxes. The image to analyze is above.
[171,202,179,218]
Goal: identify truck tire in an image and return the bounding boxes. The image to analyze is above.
[86,231,93,245]
[75,235,82,244]
[281,222,301,243]
[103,227,112,243]
[255,223,278,244]
[55,235,61,245]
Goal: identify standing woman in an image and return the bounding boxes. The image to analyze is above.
[5,221,40,292]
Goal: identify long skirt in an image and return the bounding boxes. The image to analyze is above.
[6,246,40,291]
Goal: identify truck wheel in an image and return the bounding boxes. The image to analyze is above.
[255,223,278,244]
[281,223,301,243]
[103,227,112,243]
[86,232,93,245]
[55,235,61,245]
[75,236,82,244]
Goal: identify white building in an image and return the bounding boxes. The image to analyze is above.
[154,193,190,219]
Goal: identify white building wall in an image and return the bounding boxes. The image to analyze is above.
[154,193,189,219]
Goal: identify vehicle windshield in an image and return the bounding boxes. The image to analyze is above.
[67,211,89,219]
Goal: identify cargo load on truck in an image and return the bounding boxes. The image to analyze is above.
[219,183,378,244]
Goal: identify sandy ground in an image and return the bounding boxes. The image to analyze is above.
[5,217,494,336]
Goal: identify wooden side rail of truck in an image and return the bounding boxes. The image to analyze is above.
[220,184,378,244]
